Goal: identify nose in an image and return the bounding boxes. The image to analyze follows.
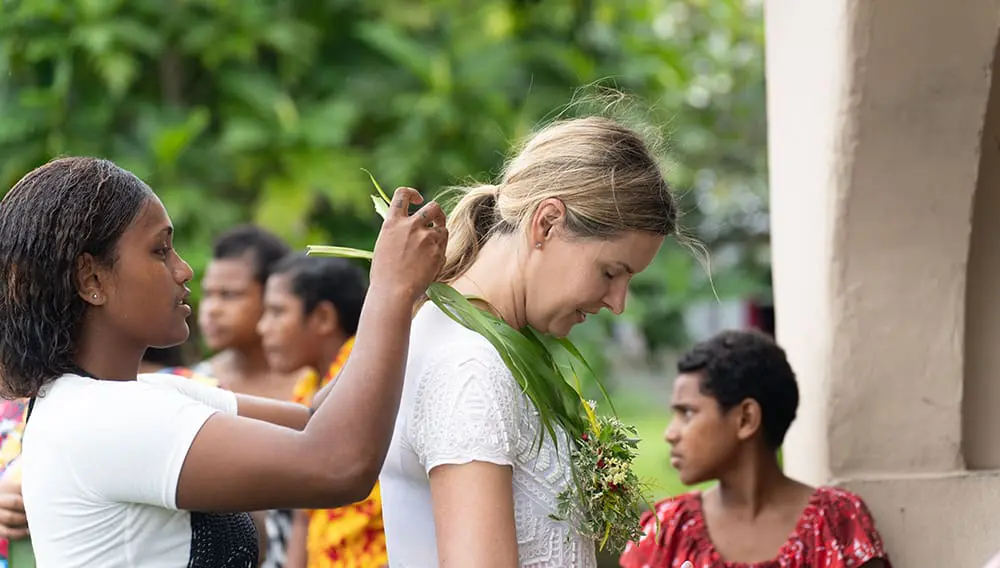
[602,282,627,316]
[664,417,680,445]
[174,255,195,285]
[256,314,270,337]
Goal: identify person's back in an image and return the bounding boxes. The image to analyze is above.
[381,302,594,567]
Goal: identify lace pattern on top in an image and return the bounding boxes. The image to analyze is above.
[409,343,597,568]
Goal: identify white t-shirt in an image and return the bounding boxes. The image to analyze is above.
[21,373,258,568]
[379,304,597,567]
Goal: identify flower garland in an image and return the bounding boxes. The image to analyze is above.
[291,336,355,406]
[307,173,650,552]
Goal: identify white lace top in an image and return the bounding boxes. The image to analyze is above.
[380,304,597,568]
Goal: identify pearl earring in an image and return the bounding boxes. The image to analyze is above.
[92,294,99,300]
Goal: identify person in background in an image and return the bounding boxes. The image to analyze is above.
[197,225,301,399]
[619,329,891,568]
[257,254,384,568]
[197,224,305,566]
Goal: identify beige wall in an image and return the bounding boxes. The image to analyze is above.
[766,0,1000,565]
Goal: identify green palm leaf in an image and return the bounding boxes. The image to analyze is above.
[305,245,374,260]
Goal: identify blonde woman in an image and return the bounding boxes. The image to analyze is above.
[379,116,679,567]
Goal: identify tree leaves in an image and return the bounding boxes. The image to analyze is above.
[0,0,768,354]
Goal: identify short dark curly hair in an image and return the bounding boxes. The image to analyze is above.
[677,329,799,449]
[211,225,290,285]
[271,254,368,336]
[0,157,153,399]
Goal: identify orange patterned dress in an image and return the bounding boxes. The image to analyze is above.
[291,338,387,568]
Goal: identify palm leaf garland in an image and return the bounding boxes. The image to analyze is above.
[306,172,649,551]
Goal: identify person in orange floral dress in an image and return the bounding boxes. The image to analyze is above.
[257,253,385,568]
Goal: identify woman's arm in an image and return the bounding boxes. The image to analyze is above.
[233,372,339,429]
[430,462,519,567]
[235,396,311,430]
[173,188,447,512]
[138,374,314,431]
[407,344,524,566]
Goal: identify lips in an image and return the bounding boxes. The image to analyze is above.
[177,288,192,313]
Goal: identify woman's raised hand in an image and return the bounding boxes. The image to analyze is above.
[369,187,448,303]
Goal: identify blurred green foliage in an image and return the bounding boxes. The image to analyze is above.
[0,0,769,356]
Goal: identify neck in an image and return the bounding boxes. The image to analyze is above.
[221,340,271,378]
[715,446,788,517]
[312,335,347,375]
[73,318,147,381]
[451,235,528,329]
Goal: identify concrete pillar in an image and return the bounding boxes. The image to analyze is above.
[965,37,1000,471]
[766,0,1000,565]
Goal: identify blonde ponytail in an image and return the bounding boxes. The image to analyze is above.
[437,184,501,283]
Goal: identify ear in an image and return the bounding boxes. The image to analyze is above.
[75,253,109,307]
[734,398,763,442]
[529,198,567,248]
[307,301,340,337]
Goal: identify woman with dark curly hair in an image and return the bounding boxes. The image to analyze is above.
[0,157,447,568]
[620,329,892,568]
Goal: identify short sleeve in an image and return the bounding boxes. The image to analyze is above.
[409,345,522,472]
[137,372,237,414]
[67,381,218,510]
[813,487,892,568]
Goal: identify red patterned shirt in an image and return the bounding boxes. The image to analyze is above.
[620,486,891,568]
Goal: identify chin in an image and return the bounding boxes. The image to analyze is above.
[549,327,572,339]
[159,324,191,347]
[676,468,707,488]
[544,318,579,338]
[201,333,227,351]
